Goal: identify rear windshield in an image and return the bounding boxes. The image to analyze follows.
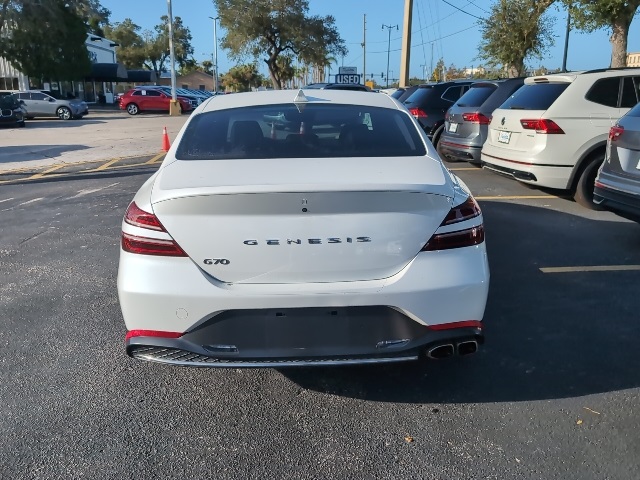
[175,103,426,160]
[455,85,497,107]
[500,83,569,110]
[403,86,437,105]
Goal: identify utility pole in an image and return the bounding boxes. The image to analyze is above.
[209,16,220,92]
[382,24,398,89]
[562,3,571,72]
[399,0,413,87]
[420,64,427,82]
[167,0,180,115]
[362,14,366,85]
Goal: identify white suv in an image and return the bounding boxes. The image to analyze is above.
[481,68,640,208]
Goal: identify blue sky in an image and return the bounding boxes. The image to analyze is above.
[102,0,640,80]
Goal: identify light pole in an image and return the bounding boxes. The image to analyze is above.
[382,24,398,88]
[209,16,220,93]
[167,0,179,115]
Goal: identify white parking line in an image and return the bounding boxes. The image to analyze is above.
[0,198,14,203]
[69,182,120,199]
[18,197,44,206]
[540,265,640,273]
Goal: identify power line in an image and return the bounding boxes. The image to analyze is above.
[366,25,477,54]
[441,0,485,21]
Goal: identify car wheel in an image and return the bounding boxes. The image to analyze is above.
[573,153,605,210]
[431,125,444,148]
[18,121,26,128]
[57,106,72,120]
[126,103,139,115]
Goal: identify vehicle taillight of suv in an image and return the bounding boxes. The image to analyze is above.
[480,68,640,208]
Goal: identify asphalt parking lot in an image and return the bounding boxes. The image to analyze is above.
[1,115,639,479]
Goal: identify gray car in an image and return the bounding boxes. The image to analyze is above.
[17,90,89,120]
[438,78,525,164]
[593,101,640,222]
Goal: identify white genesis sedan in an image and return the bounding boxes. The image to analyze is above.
[118,89,489,367]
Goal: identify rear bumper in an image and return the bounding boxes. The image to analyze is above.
[481,152,573,189]
[594,183,640,222]
[126,317,484,367]
[118,245,490,366]
[439,140,482,163]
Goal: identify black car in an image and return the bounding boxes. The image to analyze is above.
[438,78,525,164]
[403,80,476,147]
[304,83,371,92]
[392,85,418,102]
[0,92,26,128]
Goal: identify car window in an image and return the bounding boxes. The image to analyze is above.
[441,87,462,103]
[585,77,620,107]
[403,86,437,105]
[30,93,47,101]
[18,93,30,100]
[132,90,142,96]
[500,83,569,110]
[176,104,426,160]
[455,85,497,107]
[620,77,639,108]
[146,90,162,97]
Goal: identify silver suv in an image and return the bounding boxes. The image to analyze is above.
[17,90,89,120]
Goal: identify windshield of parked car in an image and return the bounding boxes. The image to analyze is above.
[455,84,497,107]
[500,83,569,110]
[176,103,426,160]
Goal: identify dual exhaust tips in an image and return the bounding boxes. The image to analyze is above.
[426,340,478,359]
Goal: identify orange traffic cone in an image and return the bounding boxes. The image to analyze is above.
[161,126,171,152]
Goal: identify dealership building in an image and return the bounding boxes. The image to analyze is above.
[0,34,156,103]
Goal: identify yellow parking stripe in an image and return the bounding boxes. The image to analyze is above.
[475,195,558,200]
[89,157,123,171]
[27,164,67,179]
[540,265,640,273]
[145,152,166,165]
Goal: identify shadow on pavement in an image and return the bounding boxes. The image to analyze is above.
[21,119,107,128]
[0,144,89,164]
[280,201,640,403]
[0,165,158,185]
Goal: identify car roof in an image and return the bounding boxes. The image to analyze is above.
[198,89,401,113]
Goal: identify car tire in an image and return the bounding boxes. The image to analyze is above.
[126,103,139,115]
[431,125,444,149]
[18,121,26,128]
[57,106,72,120]
[574,153,605,210]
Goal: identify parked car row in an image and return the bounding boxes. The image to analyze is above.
[118,86,225,115]
[0,89,89,125]
[410,68,640,220]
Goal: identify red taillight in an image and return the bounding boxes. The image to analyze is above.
[421,196,484,251]
[609,125,624,141]
[121,233,187,256]
[520,119,564,134]
[409,107,427,118]
[441,196,482,226]
[122,202,187,256]
[124,202,164,231]
[125,330,183,341]
[461,112,491,124]
[422,225,485,251]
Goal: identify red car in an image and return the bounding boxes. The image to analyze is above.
[119,88,193,115]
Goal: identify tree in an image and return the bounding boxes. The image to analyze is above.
[142,16,194,78]
[569,0,640,68]
[220,63,262,92]
[103,18,146,69]
[214,0,347,89]
[1,0,92,79]
[431,58,446,81]
[478,0,556,77]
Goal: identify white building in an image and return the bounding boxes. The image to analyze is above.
[1,34,155,103]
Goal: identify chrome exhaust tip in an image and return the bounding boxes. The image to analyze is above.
[457,340,478,356]
[426,344,455,359]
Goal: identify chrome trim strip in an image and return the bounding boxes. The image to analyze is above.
[133,352,419,368]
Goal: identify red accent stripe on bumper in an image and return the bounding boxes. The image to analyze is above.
[125,330,183,341]
[428,320,483,331]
